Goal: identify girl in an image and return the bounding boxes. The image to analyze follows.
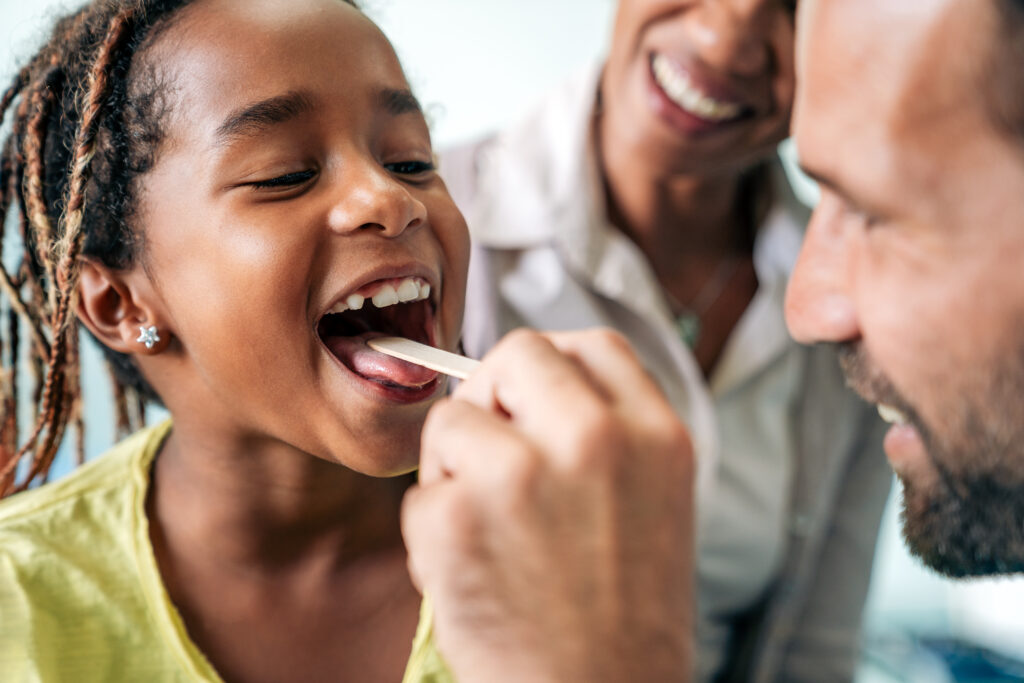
[0,0,467,680]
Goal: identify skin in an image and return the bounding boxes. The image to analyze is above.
[787,0,1024,576]
[599,0,796,373]
[77,0,469,680]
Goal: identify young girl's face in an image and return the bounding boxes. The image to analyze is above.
[133,0,469,474]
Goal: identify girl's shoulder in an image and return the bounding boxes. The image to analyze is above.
[0,420,203,682]
[0,420,171,534]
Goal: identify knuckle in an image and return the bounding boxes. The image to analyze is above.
[483,328,546,369]
[658,421,696,482]
[588,327,633,355]
[564,409,629,473]
[501,327,544,353]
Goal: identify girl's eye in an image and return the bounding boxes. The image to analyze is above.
[249,169,318,190]
[385,160,436,176]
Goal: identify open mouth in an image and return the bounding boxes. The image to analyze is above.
[650,53,753,124]
[317,276,440,393]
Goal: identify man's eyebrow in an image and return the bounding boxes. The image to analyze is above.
[377,88,423,116]
[216,91,315,144]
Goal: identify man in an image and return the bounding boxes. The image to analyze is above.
[786,0,1024,579]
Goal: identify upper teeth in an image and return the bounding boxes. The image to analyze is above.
[651,54,743,122]
[877,403,908,425]
[327,277,431,315]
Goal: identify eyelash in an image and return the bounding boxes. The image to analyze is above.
[248,159,435,191]
[385,160,436,176]
[249,169,317,189]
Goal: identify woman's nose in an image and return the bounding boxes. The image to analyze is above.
[785,201,861,345]
[327,162,427,238]
[690,0,774,77]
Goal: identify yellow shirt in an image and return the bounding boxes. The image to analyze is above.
[0,421,453,682]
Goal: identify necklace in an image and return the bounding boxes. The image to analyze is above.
[668,258,742,348]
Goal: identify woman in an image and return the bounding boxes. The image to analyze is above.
[443,1,891,680]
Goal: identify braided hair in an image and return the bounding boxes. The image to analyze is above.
[0,0,200,496]
[1,0,362,497]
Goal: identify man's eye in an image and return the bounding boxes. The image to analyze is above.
[249,169,317,189]
[385,160,436,176]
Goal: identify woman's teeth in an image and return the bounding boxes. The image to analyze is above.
[328,277,431,315]
[877,403,909,425]
[652,54,743,122]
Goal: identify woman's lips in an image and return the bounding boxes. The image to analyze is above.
[646,52,752,135]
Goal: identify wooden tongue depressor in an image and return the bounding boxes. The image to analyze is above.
[367,337,481,381]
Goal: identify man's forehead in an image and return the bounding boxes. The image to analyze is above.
[794,0,996,190]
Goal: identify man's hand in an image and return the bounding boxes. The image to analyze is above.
[402,329,695,683]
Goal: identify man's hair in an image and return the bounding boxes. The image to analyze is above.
[0,0,357,496]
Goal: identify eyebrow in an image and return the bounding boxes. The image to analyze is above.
[216,91,315,144]
[377,88,423,117]
[215,88,423,145]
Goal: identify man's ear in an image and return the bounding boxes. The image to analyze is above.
[76,258,168,354]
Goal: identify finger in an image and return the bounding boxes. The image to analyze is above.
[542,329,679,426]
[542,330,695,482]
[419,395,544,490]
[451,329,613,449]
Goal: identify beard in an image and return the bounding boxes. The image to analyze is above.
[839,343,1024,578]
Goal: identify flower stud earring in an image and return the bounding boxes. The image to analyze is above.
[136,325,160,350]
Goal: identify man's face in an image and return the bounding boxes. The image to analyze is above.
[786,0,1024,577]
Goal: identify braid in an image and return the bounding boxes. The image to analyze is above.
[22,67,63,314]
[0,0,195,496]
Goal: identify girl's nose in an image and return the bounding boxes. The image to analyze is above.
[327,162,427,238]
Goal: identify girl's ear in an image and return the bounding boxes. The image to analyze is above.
[76,258,169,354]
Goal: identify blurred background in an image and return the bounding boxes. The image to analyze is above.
[2,1,1023,680]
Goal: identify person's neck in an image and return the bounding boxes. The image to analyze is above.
[149,422,409,576]
[596,118,762,277]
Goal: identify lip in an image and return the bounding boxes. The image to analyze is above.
[645,52,756,136]
[882,421,929,479]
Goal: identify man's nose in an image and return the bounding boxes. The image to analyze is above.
[785,200,860,344]
[327,161,427,238]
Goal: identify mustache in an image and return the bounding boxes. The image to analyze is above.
[836,342,919,423]
[837,341,950,487]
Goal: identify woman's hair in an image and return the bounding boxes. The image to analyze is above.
[0,0,356,496]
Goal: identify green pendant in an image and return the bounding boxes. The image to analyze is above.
[676,313,700,348]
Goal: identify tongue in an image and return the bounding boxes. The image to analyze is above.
[328,336,439,387]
